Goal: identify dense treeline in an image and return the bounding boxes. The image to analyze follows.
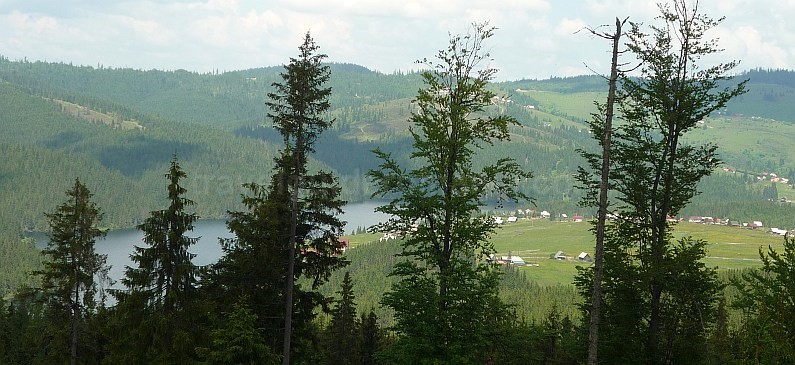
[2,56,795,295]
[2,9,795,362]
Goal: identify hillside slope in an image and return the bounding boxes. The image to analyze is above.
[2,60,795,294]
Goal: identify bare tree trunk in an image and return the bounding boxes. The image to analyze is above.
[71,279,79,365]
[587,17,625,365]
[283,174,299,365]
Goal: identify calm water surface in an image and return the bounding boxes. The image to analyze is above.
[37,201,390,285]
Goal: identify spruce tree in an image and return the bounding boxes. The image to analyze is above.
[359,310,383,365]
[324,271,359,365]
[35,178,109,365]
[197,297,279,365]
[202,31,347,364]
[109,156,201,364]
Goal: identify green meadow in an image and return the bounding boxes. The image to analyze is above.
[338,218,784,321]
[494,218,783,286]
[346,218,784,287]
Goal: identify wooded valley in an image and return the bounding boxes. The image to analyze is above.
[2,4,795,362]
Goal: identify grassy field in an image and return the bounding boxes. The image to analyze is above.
[493,218,783,286]
[345,218,784,287]
[50,98,145,130]
[517,90,602,121]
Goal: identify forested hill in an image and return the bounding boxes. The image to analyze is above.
[2,58,795,293]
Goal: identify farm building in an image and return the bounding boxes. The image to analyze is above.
[487,254,526,266]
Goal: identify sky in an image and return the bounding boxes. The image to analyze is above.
[1,0,794,81]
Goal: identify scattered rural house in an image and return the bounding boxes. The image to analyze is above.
[573,215,584,223]
[554,251,567,260]
[667,215,679,223]
[507,216,518,223]
[702,216,715,224]
[577,252,591,261]
[336,238,350,254]
[494,217,504,225]
[768,228,788,236]
[540,210,551,219]
[752,221,764,229]
[487,254,526,266]
[688,216,703,223]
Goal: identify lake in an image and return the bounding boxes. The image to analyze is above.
[35,201,391,285]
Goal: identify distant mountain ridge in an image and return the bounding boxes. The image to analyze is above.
[0,62,790,216]
[2,57,795,293]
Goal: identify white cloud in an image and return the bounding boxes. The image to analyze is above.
[0,0,793,79]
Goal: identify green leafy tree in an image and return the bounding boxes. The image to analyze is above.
[34,178,109,365]
[575,1,746,363]
[324,271,359,365]
[107,156,201,364]
[368,22,532,364]
[203,31,347,364]
[732,235,795,363]
[575,17,628,365]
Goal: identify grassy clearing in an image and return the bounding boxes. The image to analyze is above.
[518,90,602,121]
[50,98,145,130]
[491,219,782,286]
[686,116,795,170]
[339,218,784,322]
[345,218,781,287]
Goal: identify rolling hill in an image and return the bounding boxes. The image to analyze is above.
[1,57,795,294]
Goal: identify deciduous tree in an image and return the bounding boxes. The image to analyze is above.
[575,1,746,363]
[369,22,532,364]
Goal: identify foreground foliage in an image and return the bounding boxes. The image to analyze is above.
[732,235,795,363]
[33,179,109,365]
[105,156,203,364]
[576,1,746,364]
[369,22,532,364]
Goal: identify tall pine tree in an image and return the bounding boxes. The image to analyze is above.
[324,271,359,365]
[107,156,201,364]
[202,31,347,364]
[35,178,109,365]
